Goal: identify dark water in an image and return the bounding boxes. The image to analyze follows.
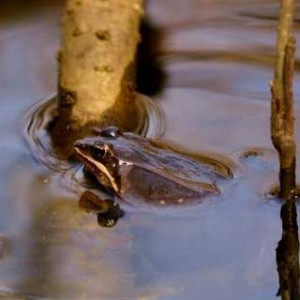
[1,0,300,299]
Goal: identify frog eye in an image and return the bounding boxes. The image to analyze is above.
[100,126,121,138]
[90,147,106,161]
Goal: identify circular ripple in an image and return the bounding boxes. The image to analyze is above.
[23,93,165,194]
[24,94,65,171]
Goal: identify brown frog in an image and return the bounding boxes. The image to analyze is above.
[74,127,232,209]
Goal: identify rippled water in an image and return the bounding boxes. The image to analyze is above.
[24,93,164,169]
[1,0,300,299]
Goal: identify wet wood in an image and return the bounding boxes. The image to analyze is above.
[271,1,299,299]
[59,0,143,128]
[50,0,144,157]
[270,0,296,200]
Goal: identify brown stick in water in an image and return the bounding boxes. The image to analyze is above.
[50,0,144,157]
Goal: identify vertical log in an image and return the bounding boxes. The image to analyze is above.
[271,1,299,299]
[50,0,144,157]
[270,0,296,200]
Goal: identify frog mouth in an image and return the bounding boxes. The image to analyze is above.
[74,145,119,193]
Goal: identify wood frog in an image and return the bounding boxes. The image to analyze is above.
[74,127,232,210]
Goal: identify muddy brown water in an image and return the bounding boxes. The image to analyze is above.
[1,0,300,299]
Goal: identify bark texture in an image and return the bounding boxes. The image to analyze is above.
[50,0,144,157]
[271,1,300,299]
[270,0,296,200]
[58,0,143,130]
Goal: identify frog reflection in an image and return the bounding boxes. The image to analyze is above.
[79,190,124,228]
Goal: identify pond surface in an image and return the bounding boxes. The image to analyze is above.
[1,0,300,299]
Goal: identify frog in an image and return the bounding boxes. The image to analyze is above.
[74,126,232,210]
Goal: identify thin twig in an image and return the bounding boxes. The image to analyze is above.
[270,0,296,200]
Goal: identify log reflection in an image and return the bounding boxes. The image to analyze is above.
[276,200,300,299]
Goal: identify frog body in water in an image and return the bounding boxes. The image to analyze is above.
[74,127,231,208]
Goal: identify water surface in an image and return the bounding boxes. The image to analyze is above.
[0,1,300,299]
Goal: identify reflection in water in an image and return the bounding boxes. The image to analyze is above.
[136,18,166,96]
[276,200,300,299]
[79,191,124,228]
